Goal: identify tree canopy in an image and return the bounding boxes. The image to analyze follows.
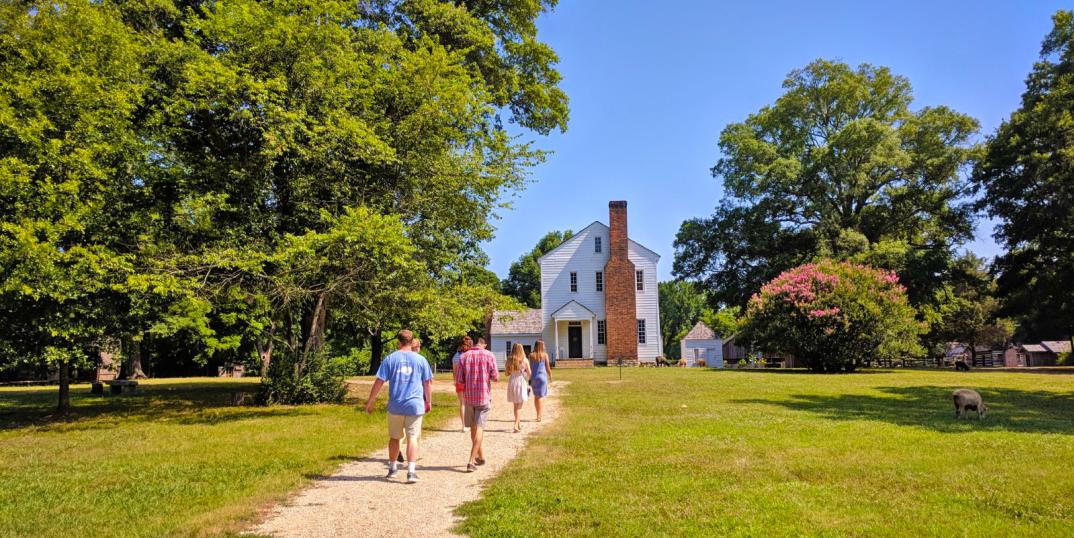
[674,59,980,309]
[0,0,567,409]
[974,10,1074,341]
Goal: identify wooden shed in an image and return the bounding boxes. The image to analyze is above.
[680,321,723,368]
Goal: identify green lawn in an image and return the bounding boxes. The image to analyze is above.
[0,376,451,537]
[457,368,1074,537]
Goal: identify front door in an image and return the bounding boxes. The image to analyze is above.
[568,326,583,358]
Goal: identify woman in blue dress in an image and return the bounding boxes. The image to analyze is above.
[528,340,552,422]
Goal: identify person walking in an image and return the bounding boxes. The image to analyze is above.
[528,340,552,422]
[451,336,473,433]
[505,343,531,433]
[364,329,433,484]
[455,336,498,472]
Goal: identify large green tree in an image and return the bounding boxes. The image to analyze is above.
[134,0,568,392]
[920,254,1014,359]
[974,10,1074,341]
[674,60,980,309]
[501,229,573,308]
[0,0,568,405]
[0,1,212,412]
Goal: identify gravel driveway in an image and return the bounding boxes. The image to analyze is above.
[250,379,565,537]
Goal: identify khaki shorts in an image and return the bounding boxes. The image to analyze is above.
[387,413,423,440]
[464,404,490,428]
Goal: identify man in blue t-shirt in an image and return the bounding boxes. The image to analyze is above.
[364,329,433,483]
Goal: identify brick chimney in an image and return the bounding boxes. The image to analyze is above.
[603,201,638,365]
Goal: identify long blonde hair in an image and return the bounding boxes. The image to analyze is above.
[529,340,549,362]
[506,343,527,375]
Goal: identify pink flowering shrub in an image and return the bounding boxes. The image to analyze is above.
[744,260,923,372]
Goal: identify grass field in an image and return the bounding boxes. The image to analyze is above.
[456,368,1074,537]
[0,376,452,537]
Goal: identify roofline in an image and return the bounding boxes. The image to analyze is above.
[535,220,661,262]
[550,299,597,318]
[536,221,602,263]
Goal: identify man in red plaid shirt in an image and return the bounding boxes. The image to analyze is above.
[454,336,499,472]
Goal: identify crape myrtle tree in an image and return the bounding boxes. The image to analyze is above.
[128,0,567,399]
[501,229,573,308]
[0,2,214,412]
[674,60,980,311]
[974,10,1074,342]
[743,261,923,372]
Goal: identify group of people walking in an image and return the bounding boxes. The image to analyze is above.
[364,329,552,483]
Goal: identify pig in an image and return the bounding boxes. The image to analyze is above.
[952,388,988,419]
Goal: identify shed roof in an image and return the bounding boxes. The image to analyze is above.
[489,309,543,335]
[684,321,717,340]
[1042,340,1072,354]
[1021,344,1048,353]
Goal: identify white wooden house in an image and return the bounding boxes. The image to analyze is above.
[490,201,663,367]
[680,321,723,368]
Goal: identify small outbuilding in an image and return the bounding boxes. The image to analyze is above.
[489,309,543,370]
[680,321,723,368]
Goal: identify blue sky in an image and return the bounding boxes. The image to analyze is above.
[486,1,1069,281]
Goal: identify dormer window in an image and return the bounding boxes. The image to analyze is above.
[594,236,602,253]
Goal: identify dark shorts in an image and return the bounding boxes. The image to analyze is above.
[464,404,490,428]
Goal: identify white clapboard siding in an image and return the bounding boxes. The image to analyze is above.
[629,242,662,362]
[681,338,724,368]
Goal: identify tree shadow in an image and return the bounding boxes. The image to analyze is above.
[731,385,1074,435]
[0,380,296,430]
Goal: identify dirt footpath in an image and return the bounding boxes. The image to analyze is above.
[250,380,565,537]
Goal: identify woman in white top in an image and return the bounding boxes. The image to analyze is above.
[505,343,531,433]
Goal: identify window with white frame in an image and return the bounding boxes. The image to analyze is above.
[637,319,646,344]
[570,272,577,292]
[597,320,606,344]
[636,270,644,291]
[506,340,512,355]
[595,271,603,292]
[595,236,602,253]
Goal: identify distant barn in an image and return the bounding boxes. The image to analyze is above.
[680,321,723,368]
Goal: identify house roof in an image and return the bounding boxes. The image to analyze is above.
[1042,341,1072,354]
[536,221,661,263]
[1021,344,1048,353]
[489,309,543,335]
[549,300,596,320]
[684,321,717,340]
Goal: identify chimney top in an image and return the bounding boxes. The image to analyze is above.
[609,200,627,209]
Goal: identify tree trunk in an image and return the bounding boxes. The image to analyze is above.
[369,329,384,375]
[129,338,147,379]
[57,360,71,415]
[257,324,275,377]
[301,293,329,356]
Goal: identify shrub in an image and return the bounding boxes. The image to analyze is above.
[743,260,923,372]
[258,350,347,405]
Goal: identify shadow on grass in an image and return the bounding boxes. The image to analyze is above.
[0,380,309,430]
[732,385,1074,435]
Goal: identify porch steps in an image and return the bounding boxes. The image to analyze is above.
[554,359,595,369]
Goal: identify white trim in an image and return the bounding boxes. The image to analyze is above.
[536,221,661,263]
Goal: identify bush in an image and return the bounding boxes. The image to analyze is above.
[258,350,347,404]
[743,260,923,372]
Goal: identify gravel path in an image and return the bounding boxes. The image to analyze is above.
[250,379,565,537]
